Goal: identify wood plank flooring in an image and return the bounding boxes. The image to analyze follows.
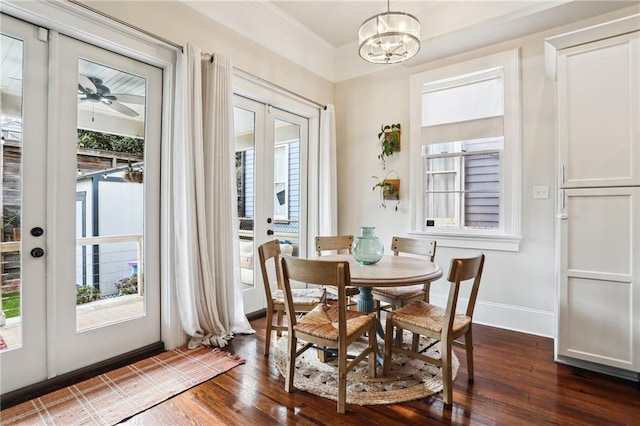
[124,317,640,425]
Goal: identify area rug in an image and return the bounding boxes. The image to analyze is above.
[272,332,459,405]
[0,346,245,425]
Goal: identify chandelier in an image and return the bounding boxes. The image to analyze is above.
[358,0,421,64]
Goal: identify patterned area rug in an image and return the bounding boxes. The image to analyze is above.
[1,346,245,425]
[273,331,459,405]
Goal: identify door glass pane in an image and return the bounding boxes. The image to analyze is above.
[75,59,146,331]
[234,106,256,291]
[274,118,300,257]
[0,33,23,350]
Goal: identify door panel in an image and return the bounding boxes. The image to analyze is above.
[558,32,639,188]
[50,34,162,375]
[0,14,49,393]
[558,187,638,370]
[234,96,308,314]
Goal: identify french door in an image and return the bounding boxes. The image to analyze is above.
[234,95,308,313]
[0,15,162,393]
[0,13,49,394]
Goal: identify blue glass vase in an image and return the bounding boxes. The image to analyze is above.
[352,226,384,265]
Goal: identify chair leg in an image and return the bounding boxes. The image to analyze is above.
[338,348,347,414]
[285,334,297,393]
[441,340,453,406]
[264,307,274,356]
[318,346,327,363]
[368,322,377,378]
[395,326,404,347]
[383,313,395,376]
[276,311,284,337]
[465,328,474,382]
[411,333,420,352]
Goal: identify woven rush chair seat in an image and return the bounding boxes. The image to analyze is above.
[372,284,424,300]
[272,288,326,306]
[294,304,374,340]
[258,240,326,356]
[389,300,471,334]
[383,254,485,407]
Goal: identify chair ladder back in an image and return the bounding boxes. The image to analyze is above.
[281,257,350,329]
[446,254,485,319]
[315,235,354,256]
[391,237,437,262]
[258,239,282,296]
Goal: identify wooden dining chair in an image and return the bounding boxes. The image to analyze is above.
[315,235,360,307]
[372,237,437,320]
[382,254,485,406]
[280,256,377,414]
[257,239,326,356]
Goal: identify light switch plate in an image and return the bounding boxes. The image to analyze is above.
[533,185,549,199]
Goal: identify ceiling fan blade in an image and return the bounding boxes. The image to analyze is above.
[111,94,146,105]
[107,101,139,117]
[78,74,97,94]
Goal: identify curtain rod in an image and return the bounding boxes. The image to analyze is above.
[67,0,326,110]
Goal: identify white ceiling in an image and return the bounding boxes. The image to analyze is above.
[182,0,638,82]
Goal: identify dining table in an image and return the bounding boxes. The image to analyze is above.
[314,254,443,314]
[313,254,442,363]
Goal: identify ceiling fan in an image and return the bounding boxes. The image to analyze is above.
[78,74,145,118]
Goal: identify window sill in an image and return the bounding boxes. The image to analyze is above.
[407,231,522,252]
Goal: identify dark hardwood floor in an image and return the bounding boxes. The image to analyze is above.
[124,316,640,425]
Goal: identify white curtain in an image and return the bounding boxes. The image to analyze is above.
[172,43,253,349]
[318,104,337,236]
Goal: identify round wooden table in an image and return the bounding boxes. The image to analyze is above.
[315,254,443,313]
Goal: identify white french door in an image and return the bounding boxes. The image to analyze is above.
[234,95,308,314]
[0,15,162,393]
[0,13,49,394]
[50,33,162,375]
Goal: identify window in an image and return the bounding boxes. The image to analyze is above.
[410,49,522,251]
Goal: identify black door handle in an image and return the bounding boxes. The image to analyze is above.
[30,247,45,258]
[267,230,274,236]
[31,227,44,237]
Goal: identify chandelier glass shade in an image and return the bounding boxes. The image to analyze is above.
[358,10,421,64]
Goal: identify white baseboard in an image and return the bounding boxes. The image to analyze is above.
[429,295,555,338]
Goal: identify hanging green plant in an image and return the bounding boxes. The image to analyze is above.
[377,123,401,169]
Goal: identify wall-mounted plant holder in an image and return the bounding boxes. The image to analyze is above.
[382,179,400,200]
[372,170,400,211]
[378,123,401,169]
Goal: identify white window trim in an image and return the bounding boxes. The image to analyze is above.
[409,49,522,252]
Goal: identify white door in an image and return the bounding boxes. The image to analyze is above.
[49,33,162,375]
[0,14,49,393]
[234,95,308,314]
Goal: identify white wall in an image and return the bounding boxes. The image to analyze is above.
[334,6,639,338]
[88,1,335,108]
